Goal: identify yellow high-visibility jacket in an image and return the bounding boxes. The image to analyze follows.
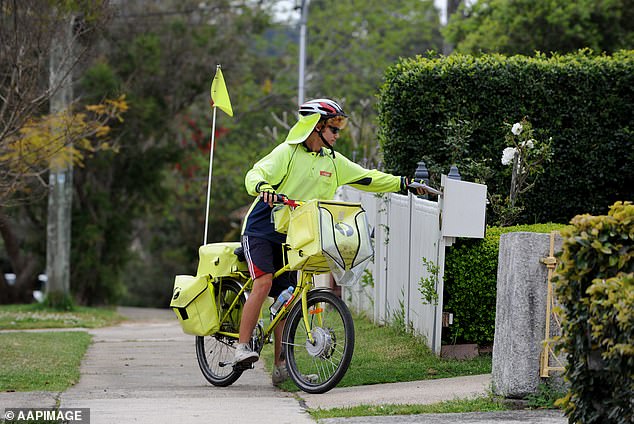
[242,141,403,242]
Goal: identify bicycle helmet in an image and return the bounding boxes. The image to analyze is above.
[285,99,347,157]
[298,99,347,118]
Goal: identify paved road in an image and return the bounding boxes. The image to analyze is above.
[1,307,567,424]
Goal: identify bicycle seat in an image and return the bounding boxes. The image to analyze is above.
[233,246,246,262]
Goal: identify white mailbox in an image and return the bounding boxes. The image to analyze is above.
[440,175,487,239]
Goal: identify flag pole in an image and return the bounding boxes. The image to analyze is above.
[203,64,221,245]
[203,104,217,245]
[204,64,232,245]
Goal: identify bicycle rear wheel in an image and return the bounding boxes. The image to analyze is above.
[282,289,355,394]
[196,278,246,387]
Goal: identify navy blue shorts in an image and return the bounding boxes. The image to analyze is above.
[241,235,296,299]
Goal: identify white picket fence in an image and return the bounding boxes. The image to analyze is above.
[336,186,448,354]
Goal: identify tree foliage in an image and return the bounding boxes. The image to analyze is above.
[553,202,633,424]
[0,0,115,304]
[2,98,126,196]
[301,0,443,162]
[0,0,110,203]
[443,0,634,55]
[71,0,283,305]
[444,222,568,345]
[0,0,283,305]
[378,51,634,225]
[1,0,450,306]
[0,96,127,304]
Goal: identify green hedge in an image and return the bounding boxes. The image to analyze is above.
[378,50,634,225]
[553,201,633,424]
[443,223,568,346]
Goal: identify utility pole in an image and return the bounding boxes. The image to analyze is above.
[46,15,75,306]
[297,0,309,105]
[442,0,462,55]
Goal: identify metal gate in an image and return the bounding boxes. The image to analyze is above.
[540,231,565,377]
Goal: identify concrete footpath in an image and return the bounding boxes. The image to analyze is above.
[1,307,567,424]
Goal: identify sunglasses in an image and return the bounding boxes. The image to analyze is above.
[328,125,342,134]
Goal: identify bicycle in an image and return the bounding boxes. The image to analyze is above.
[172,196,374,394]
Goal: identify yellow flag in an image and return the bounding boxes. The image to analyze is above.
[210,67,233,117]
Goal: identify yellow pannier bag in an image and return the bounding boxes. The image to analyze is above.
[286,199,374,286]
[196,242,248,278]
[170,275,219,336]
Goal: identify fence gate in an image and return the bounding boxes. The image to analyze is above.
[338,176,487,354]
[540,231,566,377]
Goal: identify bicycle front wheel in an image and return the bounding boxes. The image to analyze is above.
[282,289,354,394]
[196,278,246,387]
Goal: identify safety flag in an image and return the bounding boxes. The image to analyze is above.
[210,67,233,117]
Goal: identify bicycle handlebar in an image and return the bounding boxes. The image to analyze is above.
[275,194,302,208]
[259,192,303,208]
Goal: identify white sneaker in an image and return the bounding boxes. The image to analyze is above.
[234,343,259,365]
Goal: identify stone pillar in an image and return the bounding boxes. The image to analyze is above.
[492,232,562,398]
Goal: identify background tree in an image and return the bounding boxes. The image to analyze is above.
[1,0,454,307]
[0,0,110,202]
[443,0,634,55]
[124,0,449,307]
[0,0,113,303]
[0,0,282,305]
[73,0,286,305]
[299,0,444,163]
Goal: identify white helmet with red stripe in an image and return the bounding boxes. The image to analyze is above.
[298,98,347,118]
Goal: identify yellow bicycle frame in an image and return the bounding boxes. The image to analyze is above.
[213,267,317,345]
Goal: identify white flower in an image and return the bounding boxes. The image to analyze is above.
[521,139,535,149]
[501,147,517,165]
[511,122,523,136]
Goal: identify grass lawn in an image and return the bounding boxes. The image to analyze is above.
[0,303,123,330]
[263,313,492,391]
[309,397,508,420]
[262,312,499,417]
[0,331,92,391]
[0,304,122,393]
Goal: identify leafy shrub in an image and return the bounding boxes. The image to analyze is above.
[378,50,634,225]
[526,382,567,410]
[553,201,633,424]
[444,223,568,346]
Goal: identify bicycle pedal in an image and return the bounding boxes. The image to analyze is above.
[233,362,255,371]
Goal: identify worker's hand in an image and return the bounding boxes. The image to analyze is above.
[257,182,278,207]
[402,177,432,196]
